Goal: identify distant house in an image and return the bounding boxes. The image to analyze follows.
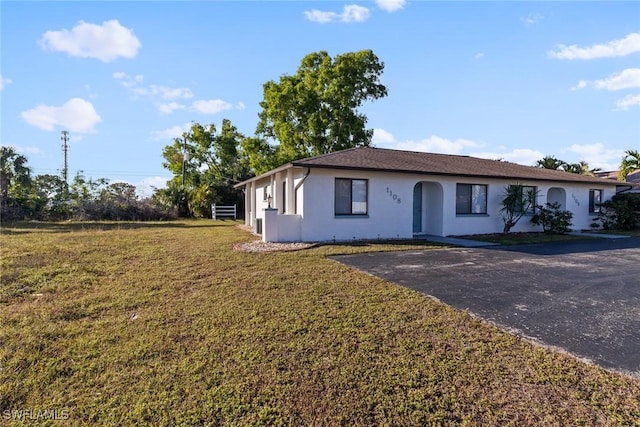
[235,147,619,242]
[597,170,640,194]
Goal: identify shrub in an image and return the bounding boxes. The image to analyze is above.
[592,193,640,230]
[530,202,573,234]
[499,184,538,234]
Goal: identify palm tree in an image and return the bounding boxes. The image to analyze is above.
[618,149,640,181]
[535,155,566,170]
[564,160,601,176]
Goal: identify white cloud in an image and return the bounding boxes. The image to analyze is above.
[21,98,101,133]
[13,146,44,156]
[304,10,338,24]
[474,52,485,60]
[616,93,640,110]
[470,148,545,166]
[571,80,589,91]
[376,0,406,13]
[113,72,144,88]
[574,68,640,91]
[132,176,169,198]
[380,135,483,155]
[342,5,370,22]
[564,143,624,171]
[191,99,232,114]
[372,128,395,144]
[140,85,194,100]
[0,75,12,91]
[114,72,196,113]
[157,102,186,114]
[549,32,640,60]
[39,20,141,62]
[150,123,192,141]
[594,69,640,90]
[191,99,244,114]
[521,13,543,26]
[304,4,370,23]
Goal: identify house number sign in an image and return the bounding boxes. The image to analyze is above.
[386,187,402,204]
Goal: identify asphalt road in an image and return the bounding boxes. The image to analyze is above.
[331,237,640,376]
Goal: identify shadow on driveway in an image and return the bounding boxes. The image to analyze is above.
[331,237,640,376]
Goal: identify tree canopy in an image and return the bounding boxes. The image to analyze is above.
[535,156,600,176]
[158,120,251,217]
[535,155,566,170]
[251,50,388,172]
[0,147,172,221]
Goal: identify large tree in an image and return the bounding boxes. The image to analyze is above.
[619,149,640,181]
[254,50,388,170]
[158,120,251,217]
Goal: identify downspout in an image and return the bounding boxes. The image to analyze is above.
[293,168,311,215]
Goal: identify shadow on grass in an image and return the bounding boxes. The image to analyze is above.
[0,219,242,235]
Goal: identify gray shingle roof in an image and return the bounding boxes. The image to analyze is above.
[291,147,617,185]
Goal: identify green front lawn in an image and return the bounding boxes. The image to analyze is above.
[1,221,638,425]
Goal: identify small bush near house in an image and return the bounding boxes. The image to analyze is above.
[592,193,640,231]
[530,202,573,234]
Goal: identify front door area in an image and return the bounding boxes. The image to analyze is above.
[412,181,444,236]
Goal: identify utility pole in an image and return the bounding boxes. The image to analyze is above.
[61,130,69,183]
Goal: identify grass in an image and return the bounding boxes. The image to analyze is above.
[1,220,638,425]
[457,232,598,245]
[590,229,640,237]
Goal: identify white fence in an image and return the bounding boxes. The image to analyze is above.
[211,204,237,220]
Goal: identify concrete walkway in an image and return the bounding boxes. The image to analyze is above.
[416,234,499,247]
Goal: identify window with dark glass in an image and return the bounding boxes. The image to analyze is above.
[335,178,368,215]
[456,184,487,214]
[589,189,602,213]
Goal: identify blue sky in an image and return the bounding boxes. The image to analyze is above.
[2,1,639,196]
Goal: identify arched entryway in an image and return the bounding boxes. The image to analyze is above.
[547,187,566,209]
[413,181,444,236]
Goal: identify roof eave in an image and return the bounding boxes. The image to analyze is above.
[289,163,619,186]
[233,163,295,188]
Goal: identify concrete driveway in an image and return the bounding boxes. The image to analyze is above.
[331,237,640,376]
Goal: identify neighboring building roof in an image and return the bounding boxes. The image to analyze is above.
[236,147,619,187]
[627,170,640,184]
[596,170,640,193]
[623,170,640,192]
[596,171,619,181]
